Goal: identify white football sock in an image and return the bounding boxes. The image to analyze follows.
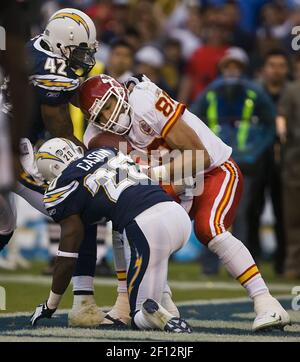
[47,291,62,309]
[72,276,94,293]
[112,230,128,293]
[208,231,269,298]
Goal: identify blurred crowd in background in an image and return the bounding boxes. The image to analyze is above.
[1,0,300,280]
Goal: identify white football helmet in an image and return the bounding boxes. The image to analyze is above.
[36,138,84,182]
[43,8,98,76]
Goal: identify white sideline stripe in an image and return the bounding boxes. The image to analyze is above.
[0,274,295,292]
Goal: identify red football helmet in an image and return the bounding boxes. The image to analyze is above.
[79,74,132,135]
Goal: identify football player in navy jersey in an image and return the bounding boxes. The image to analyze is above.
[30,138,192,333]
[0,8,111,327]
[25,7,98,145]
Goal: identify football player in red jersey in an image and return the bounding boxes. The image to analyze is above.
[79,74,290,332]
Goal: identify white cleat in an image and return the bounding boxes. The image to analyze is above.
[252,294,291,332]
[142,299,192,333]
[68,296,105,327]
[101,292,131,326]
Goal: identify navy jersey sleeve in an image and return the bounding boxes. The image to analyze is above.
[43,176,82,223]
[26,36,80,106]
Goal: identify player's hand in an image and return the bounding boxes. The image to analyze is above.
[30,301,56,326]
[124,74,151,92]
[19,138,45,185]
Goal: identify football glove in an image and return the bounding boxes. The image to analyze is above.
[30,301,56,326]
[19,138,45,186]
[124,74,151,90]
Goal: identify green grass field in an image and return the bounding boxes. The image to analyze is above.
[0,261,299,342]
[0,261,295,313]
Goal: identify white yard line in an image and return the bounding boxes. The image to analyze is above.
[0,274,295,292]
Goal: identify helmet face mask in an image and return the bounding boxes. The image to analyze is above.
[66,43,97,77]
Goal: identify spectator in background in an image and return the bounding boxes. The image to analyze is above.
[237,0,270,34]
[123,27,142,53]
[257,2,290,42]
[105,38,134,83]
[217,0,255,54]
[135,45,175,97]
[293,55,300,81]
[161,38,186,98]
[178,15,230,104]
[256,49,290,274]
[85,0,115,43]
[132,0,162,45]
[260,50,290,105]
[191,47,276,268]
[278,80,300,279]
[165,0,203,60]
[256,2,290,59]
[281,4,300,56]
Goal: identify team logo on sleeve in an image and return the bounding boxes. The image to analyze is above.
[44,180,79,208]
[139,120,155,136]
[29,75,79,92]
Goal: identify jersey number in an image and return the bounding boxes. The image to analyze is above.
[44,58,67,76]
[84,154,148,202]
[155,91,175,117]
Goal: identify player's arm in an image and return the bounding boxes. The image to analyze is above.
[51,214,84,296]
[134,84,210,182]
[41,103,85,148]
[31,214,84,325]
[151,119,210,182]
[69,90,80,108]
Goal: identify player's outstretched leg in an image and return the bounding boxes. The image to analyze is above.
[208,231,291,332]
[193,159,290,332]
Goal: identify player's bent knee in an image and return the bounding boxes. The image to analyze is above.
[207,231,240,257]
[0,231,14,251]
[193,222,214,246]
